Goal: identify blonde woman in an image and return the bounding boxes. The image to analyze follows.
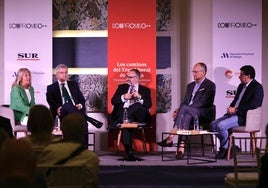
[10,68,35,125]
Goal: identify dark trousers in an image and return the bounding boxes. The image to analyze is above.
[173,104,200,141]
[122,103,151,154]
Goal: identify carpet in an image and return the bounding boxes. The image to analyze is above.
[99,165,233,188]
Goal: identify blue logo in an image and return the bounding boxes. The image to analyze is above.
[221,53,229,58]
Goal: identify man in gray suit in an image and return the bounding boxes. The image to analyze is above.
[157,62,216,159]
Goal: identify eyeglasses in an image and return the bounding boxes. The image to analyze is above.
[192,70,204,74]
[126,75,137,79]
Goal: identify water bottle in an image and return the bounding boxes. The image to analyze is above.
[123,108,129,123]
[194,115,199,130]
[54,115,60,131]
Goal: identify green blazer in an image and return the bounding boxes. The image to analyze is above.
[10,85,35,123]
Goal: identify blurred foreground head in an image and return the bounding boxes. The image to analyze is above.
[61,113,86,143]
[27,104,54,143]
[0,139,36,181]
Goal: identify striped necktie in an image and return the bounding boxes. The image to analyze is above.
[61,83,72,103]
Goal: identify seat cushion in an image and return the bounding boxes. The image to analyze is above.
[231,126,260,133]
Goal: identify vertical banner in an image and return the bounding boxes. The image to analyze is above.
[108,0,156,151]
[4,0,52,105]
[213,0,262,118]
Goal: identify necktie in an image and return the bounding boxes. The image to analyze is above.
[189,83,199,105]
[235,84,247,107]
[130,85,136,94]
[129,85,135,104]
[61,83,72,103]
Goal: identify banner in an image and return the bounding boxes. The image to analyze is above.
[212,0,262,118]
[4,0,52,105]
[108,0,156,151]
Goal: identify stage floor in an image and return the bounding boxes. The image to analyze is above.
[97,151,234,167]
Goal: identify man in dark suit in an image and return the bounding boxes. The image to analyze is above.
[210,65,264,159]
[110,69,152,159]
[157,62,216,159]
[46,64,103,147]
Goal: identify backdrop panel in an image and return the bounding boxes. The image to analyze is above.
[108,0,156,152]
[212,0,262,118]
[4,0,52,106]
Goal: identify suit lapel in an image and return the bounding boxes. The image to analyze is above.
[192,78,207,101]
[19,87,30,105]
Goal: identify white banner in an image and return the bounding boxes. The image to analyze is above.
[212,0,262,118]
[4,0,52,105]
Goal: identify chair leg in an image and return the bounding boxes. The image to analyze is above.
[141,128,147,153]
[201,135,205,156]
[117,130,122,153]
[226,133,233,160]
[250,132,257,157]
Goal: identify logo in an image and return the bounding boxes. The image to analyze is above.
[217,22,257,29]
[17,53,40,61]
[112,22,152,30]
[9,23,47,29]
[225,70,233,79]
[221,52,254,59]
[221,53,229,58]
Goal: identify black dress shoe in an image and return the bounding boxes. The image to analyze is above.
[157,139,173,147]
[123,151,137,161]
[216,148,227,159]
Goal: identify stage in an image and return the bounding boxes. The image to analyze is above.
[97,151,234,167]
[97,151,236,188]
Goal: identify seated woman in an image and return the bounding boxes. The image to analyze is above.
[19,104,61,153]
[10,68,35,125]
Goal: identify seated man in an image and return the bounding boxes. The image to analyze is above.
[157,62,216,159]
[210,65,264,159]
[38,113,99,188]
[109,69,152,160]
[46,64,103,129]
[46,64,103,148]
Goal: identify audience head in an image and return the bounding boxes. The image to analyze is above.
[0,128,11,151]
[192,62,207,83]
[240,65,255,79]
[0,139,36,181]
[27,104,54,143]
[61,113,86,143]
[126,68,141,86]
[12,68,32,88]
[55,64,69,83]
